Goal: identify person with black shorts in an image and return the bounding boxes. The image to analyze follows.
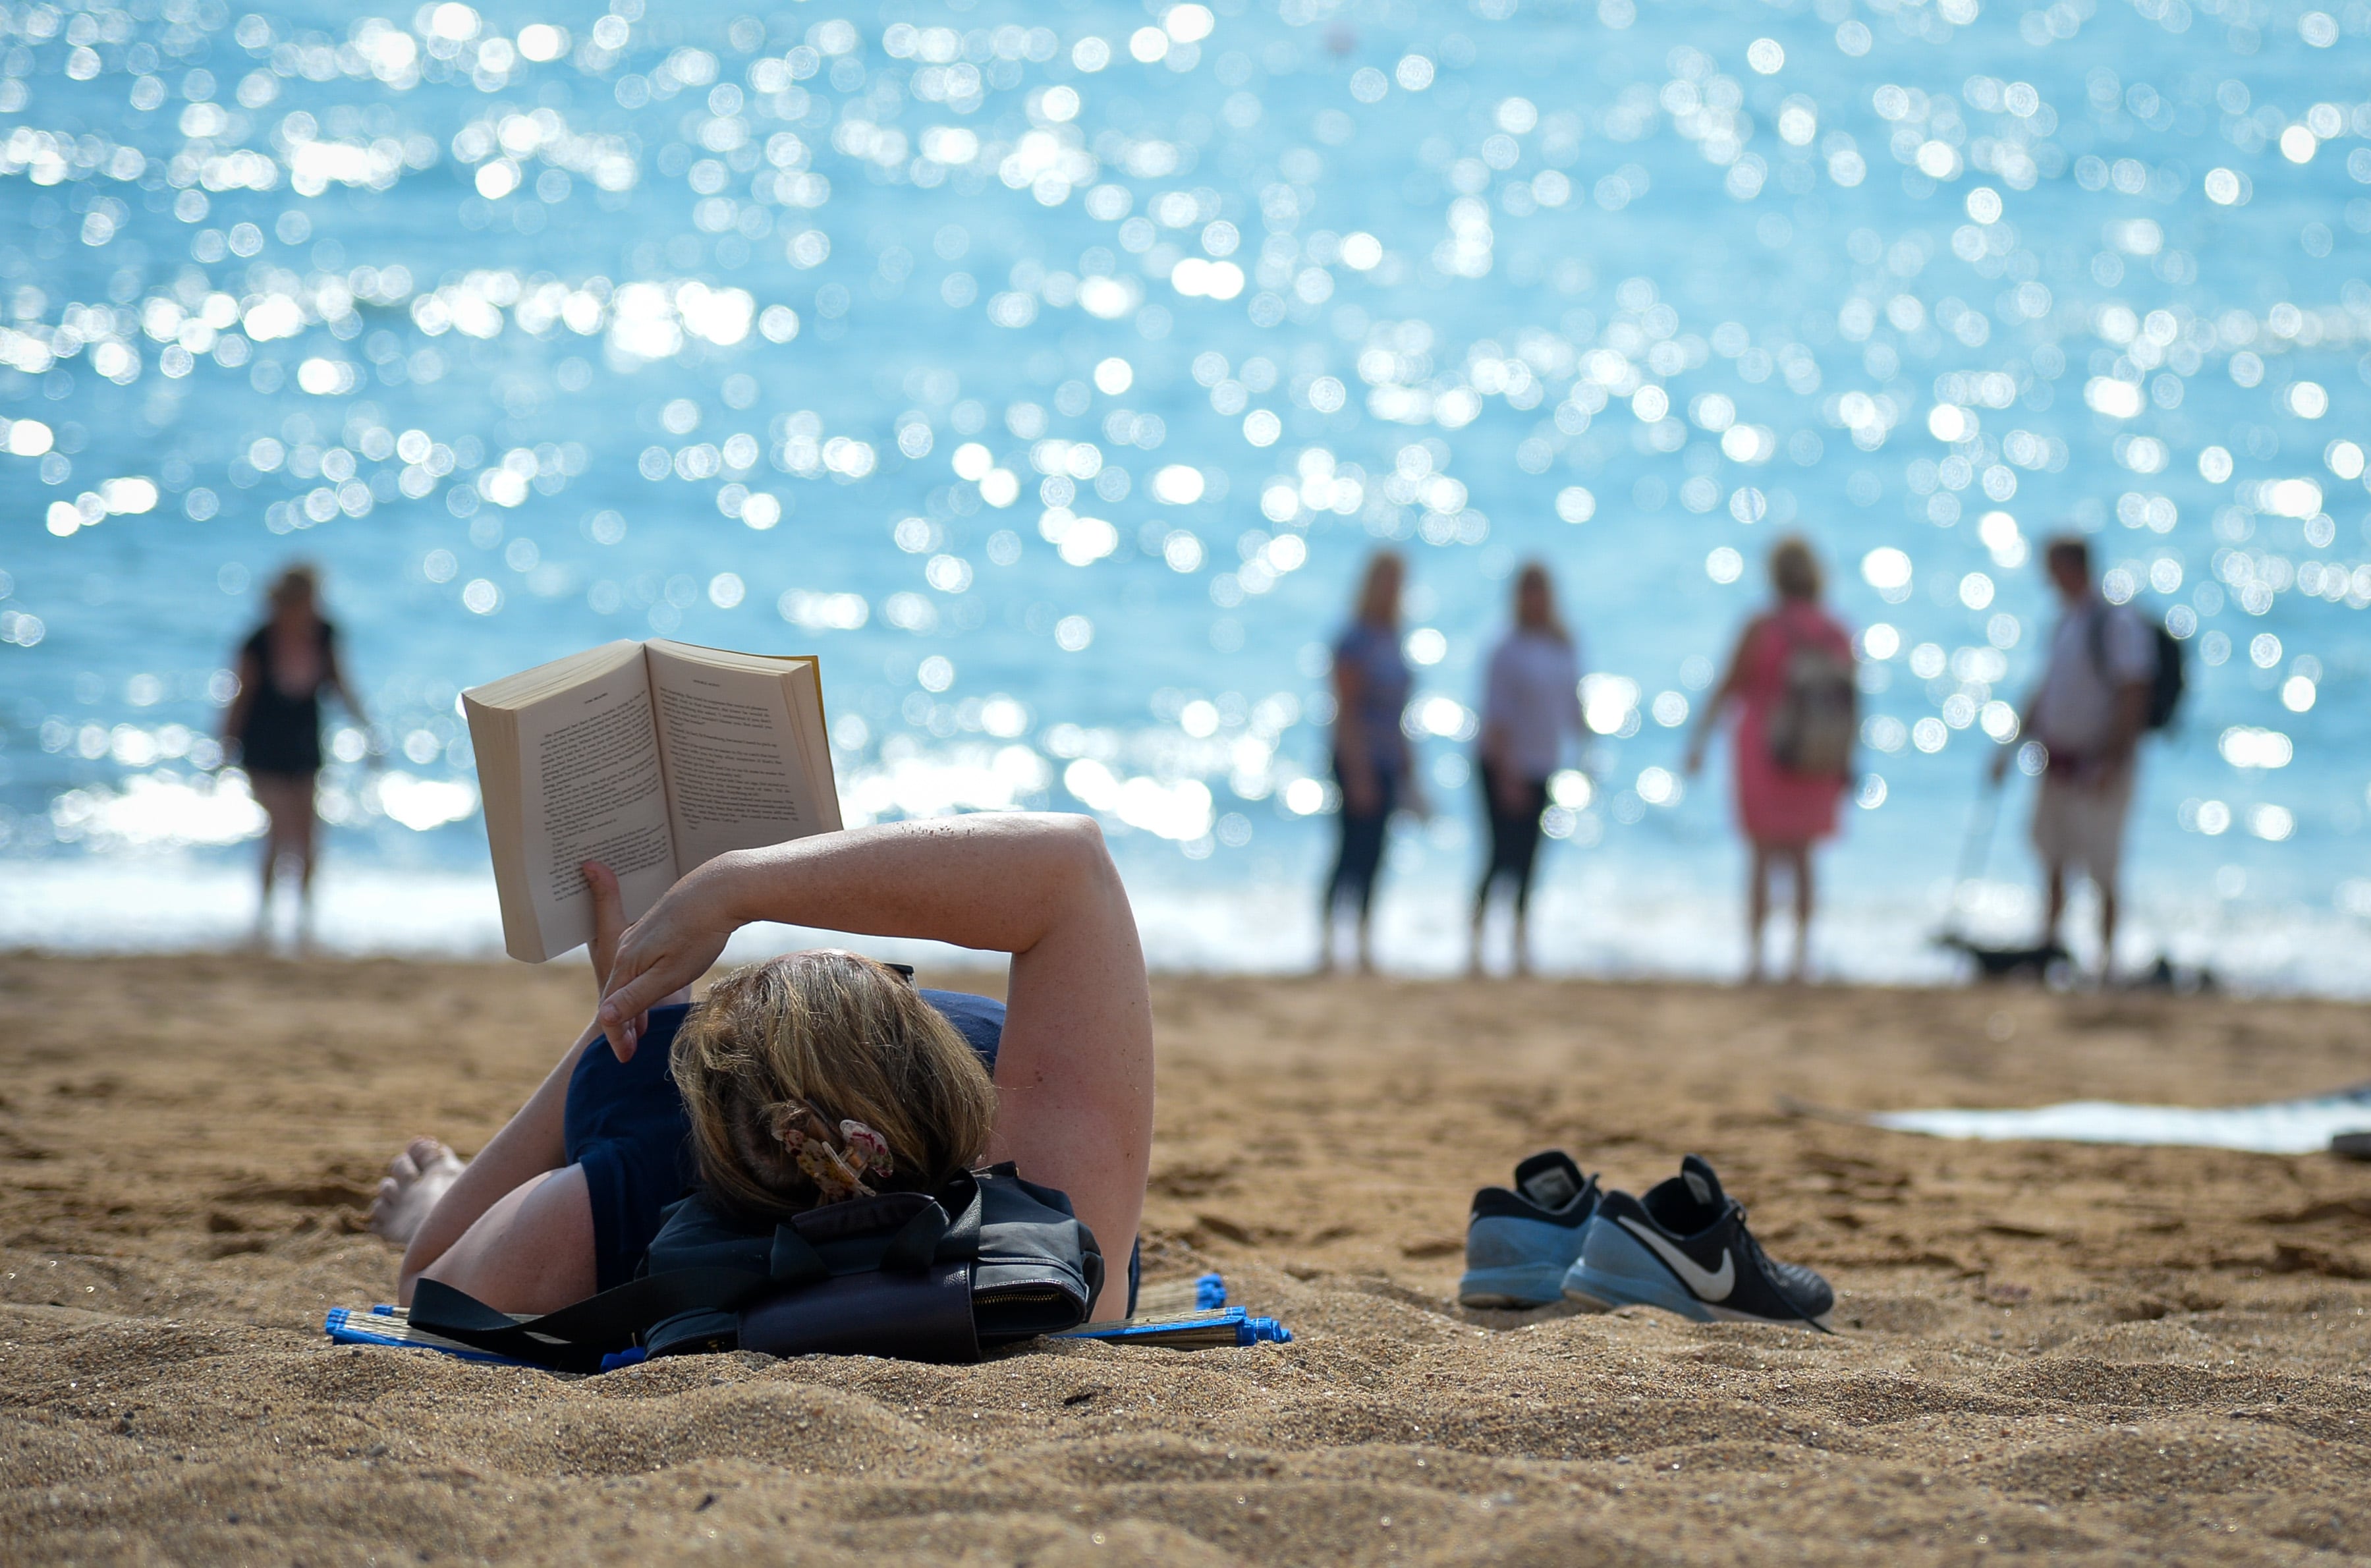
[366,814,1155,1325]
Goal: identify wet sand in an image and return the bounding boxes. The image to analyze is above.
[3,951,2369,1563]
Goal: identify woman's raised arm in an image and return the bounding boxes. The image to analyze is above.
[596,814,1137,1051]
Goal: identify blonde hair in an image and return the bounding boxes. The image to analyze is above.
[1769,536,1822,602]
[670,951,998,1221]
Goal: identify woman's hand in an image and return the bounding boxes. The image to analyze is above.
[581,860,654,1060]
[1685,629,1748,781]
[594,858,741,1061]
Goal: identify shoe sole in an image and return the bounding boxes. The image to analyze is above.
[1455,1262,1574,1309]
[1561,1222,1831,1332]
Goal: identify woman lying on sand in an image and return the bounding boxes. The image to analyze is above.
[369,814,1154,1321]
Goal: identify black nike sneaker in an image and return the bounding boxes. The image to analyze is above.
[1561,1154,1833,1331]
[1457,1150,1602,1308]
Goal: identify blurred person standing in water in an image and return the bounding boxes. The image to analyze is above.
[1470,562,1586,977]
[1988,535,2160,979]
[1321,550,1423,974]
[223,564,366,936]
[1685,537,1857,984]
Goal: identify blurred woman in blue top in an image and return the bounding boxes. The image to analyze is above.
[1471,562,1586,976]
[1321,551,1422,974]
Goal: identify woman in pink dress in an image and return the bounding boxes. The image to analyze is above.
[1684,537,1856,983]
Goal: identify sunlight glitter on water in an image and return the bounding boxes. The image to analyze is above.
[3,0,2370,984]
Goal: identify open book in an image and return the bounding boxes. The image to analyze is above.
[462,639,841,963]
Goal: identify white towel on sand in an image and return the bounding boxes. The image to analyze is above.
[1871,1083,2371,1155]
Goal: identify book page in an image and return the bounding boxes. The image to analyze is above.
[778,656,845,833]
[646,644,824,870]
[512,659,677,958]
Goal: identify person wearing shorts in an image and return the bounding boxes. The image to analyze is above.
[370,815,1154,1324]
[1994,536,2155,977]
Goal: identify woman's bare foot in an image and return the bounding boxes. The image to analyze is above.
[368,1137,465,1244]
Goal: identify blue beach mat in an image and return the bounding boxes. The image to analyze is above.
[1864,1082,2371,1156]
[1055,1305,1292,1349]
[324,1304,530,1367]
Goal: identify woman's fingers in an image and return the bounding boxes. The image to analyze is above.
[591,872,665,1059]
[598,928,725,1059]
[586,867,655,1061]
[597,916,669,1022]
[596,947,658,1061]
[594,856,740,1057]
[595,968,650,1062]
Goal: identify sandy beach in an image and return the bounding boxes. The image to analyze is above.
[3,951,2369,1563]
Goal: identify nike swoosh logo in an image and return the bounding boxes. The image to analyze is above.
[1617,1217,1735,1301]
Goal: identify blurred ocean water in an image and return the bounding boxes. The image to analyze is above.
[1,0,2368,986]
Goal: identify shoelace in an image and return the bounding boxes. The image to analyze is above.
[1727,1202,1775,1279]
[1728,1202,1821,1316]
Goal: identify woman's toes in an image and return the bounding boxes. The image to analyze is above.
[366,1187,411,1241]
[366,1137,467,1243]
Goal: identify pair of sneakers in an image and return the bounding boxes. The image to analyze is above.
[1457,1150,1834,1331]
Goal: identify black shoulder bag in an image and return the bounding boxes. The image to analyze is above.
[408,1164,1103,1372]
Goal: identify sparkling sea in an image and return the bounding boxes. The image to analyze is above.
[2,0,2368,988]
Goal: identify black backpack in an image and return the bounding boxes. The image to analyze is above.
[408,1164,1103,1372]
[2089,607,2185,732]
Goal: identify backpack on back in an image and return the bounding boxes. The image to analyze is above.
[2088,607,2186,732]
[1764,623,1858,777]
[406,1163,1103,1372]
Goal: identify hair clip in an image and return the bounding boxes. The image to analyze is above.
[766,1102,893,1202]
[840,1120,891,1173]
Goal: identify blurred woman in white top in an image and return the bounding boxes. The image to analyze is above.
[1471,562,1586,976]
